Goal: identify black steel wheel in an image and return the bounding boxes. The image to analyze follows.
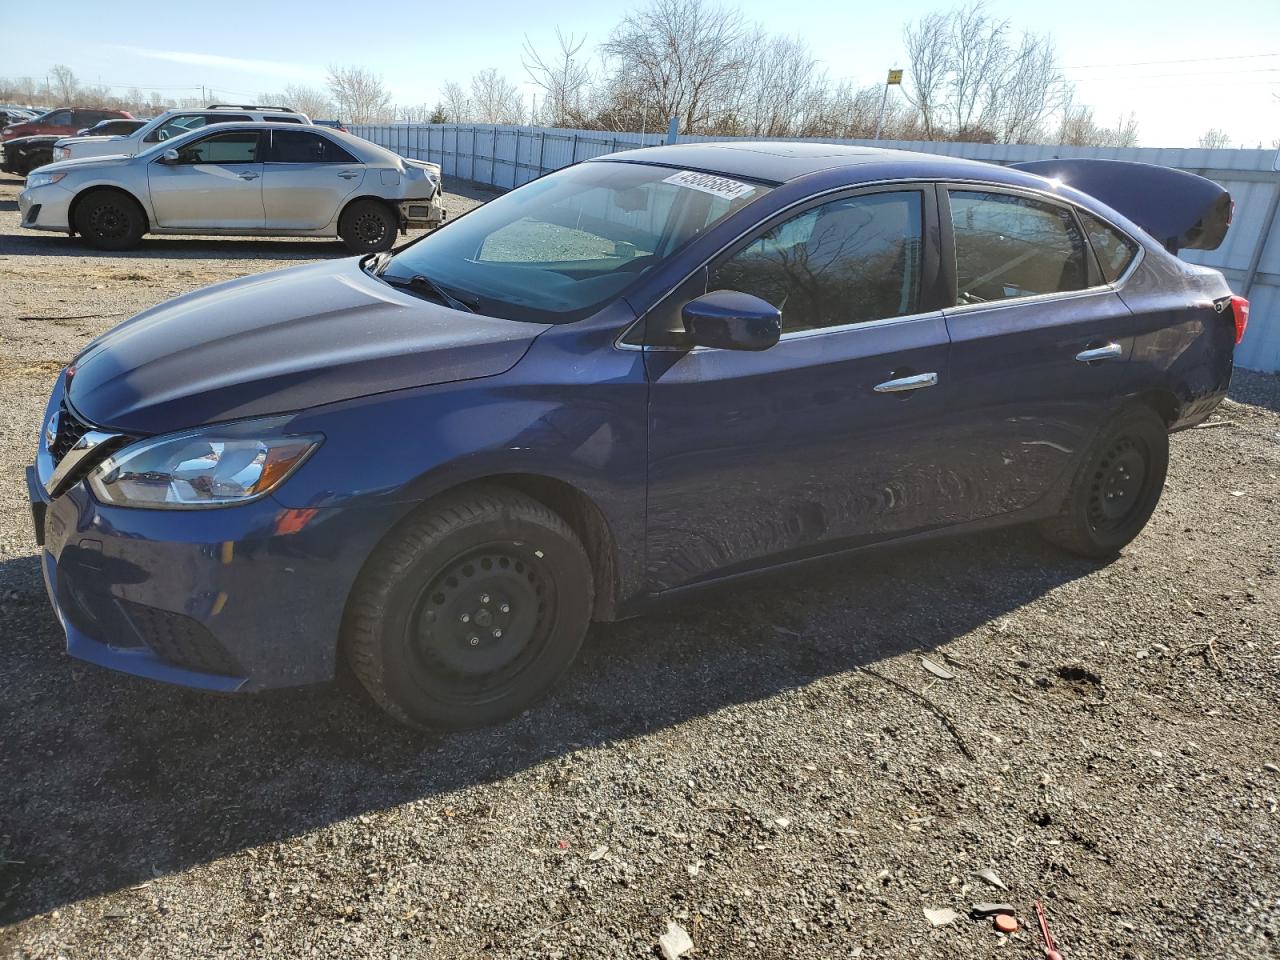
[338,199,397,253]
[343,486,594,728]
[73,189,146,250]
[1039,405,1169,558]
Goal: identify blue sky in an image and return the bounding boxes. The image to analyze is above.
[2,0,1277,147]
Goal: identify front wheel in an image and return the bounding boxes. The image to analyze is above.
[343,487,594,729]
[338,199,398,253]
[1038,405,1169,559]
[73,189,146,250]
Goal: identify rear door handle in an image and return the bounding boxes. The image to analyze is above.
[338,170,360,180]
[874,372,939,393]
[1075,342,1122,363]
[238,171,259,180]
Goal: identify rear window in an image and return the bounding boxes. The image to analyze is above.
[1079,211,1139,283]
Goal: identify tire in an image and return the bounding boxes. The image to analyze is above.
[73,189,146,250]
[1038,405,1169,559]
[343,486,594,729]
[338,199,398,253]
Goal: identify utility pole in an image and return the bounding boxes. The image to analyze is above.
[874,68,903,141]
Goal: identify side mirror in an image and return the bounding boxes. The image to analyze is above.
[681,290,781,352]
[159,148,180,164]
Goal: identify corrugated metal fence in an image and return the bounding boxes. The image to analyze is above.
[352,122,1280,374]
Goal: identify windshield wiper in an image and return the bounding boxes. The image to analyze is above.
[381,273,477,313]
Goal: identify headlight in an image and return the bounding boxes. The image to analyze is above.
[26,171,66,188]
[88,417,322,510]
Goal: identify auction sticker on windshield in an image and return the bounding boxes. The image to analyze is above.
[662,170,757,201]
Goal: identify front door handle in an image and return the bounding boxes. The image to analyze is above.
[238,171,259,180]
[874,372,939,393]
[1075,342,1122,363]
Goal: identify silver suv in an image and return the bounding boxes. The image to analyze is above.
[53,104,312,162]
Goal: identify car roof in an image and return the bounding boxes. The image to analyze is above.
[591,140,1045,190]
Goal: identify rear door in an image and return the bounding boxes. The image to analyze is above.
[147,129,265,229]
[644,185,958,591]
[262,129,364,229]
[938,185,1138,521]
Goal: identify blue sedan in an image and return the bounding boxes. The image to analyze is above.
[27,142,1248,727]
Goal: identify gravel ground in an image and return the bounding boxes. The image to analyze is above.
[1,172,1278,960]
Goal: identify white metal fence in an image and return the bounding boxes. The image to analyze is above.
[352,122,1280,375]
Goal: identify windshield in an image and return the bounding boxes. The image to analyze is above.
[379,161,769,323]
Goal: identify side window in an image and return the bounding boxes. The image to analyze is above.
[268,130,358,164]
[174,131,260,165]
[266,114,305,124]
[949,190,1088,303]
[710,191,924,333]
[1079,210,1139,284]
[43,110,73,126]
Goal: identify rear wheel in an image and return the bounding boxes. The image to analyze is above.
[343,487,594,729]
[1038,405,1169,559]
[338,199,397,253]
[74,189,146,250]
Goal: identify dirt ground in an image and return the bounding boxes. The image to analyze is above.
[0,172,1278,960]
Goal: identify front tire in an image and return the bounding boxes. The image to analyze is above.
[338,199,398,253]
[74,189,146,250]
[1038,405,1169,559]
[343,487,594,729]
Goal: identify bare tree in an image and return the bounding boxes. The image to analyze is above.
[469,68,524,124]
[523,29,593,126]
[326,65,393,124]
[600,0,750,134]
[441,81,471,123]
[1197,128,1232,149]
[260,84,337,119]
[1058,105,1139,148]
[901,11,948,139]
[50,64,78,104]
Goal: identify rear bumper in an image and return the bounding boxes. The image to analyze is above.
[399,194,445,229]
[25,461,402,694]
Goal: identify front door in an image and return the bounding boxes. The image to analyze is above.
[938,186,1139,522]
[644,186,959,592]
[262,129,365,230]
[147,129,265,230]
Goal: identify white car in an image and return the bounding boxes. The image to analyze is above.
[52,104,312,162]
[20,122,444,252]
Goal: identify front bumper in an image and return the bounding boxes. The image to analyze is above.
[26,387,404,693]
[18,182,73,231]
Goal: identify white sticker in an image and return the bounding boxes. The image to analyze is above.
[662,170,756,201]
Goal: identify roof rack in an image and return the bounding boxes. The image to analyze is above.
[206,104,297,112]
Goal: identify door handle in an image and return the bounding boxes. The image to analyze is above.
[1075,342,1122,363]
[874,372,939,393]
[338,170,360,180]
[238,171,259,180]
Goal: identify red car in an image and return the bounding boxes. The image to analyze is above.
[2,107,133,141]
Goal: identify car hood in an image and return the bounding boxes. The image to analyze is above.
[68,257,550,435]
[35,153,134,174]
[55,134,123,146]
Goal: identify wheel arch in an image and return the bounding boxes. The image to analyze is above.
[68,183,150,235]
[1130,388,1180,427]
[338,193,400,225]
[350,473,622,625]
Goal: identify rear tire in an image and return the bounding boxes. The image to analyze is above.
[338,199,397,253]
[74,189,146,250]
[343,487,594,729]
[1038,405,1169,559]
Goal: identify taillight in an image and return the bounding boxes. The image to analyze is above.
[1230,294,1250,345]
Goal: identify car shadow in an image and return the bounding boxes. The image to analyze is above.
[0,231,354,261]
[0,524,1097,923]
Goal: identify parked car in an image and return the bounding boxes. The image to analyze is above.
[74,117,147,137]
[53,104,310,162]
[2,107,133,141]
[313,119,349,132]
[25,142,1246,729]
[0,107,37,126]
[20,122,444,251]
[1,134,59,176]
